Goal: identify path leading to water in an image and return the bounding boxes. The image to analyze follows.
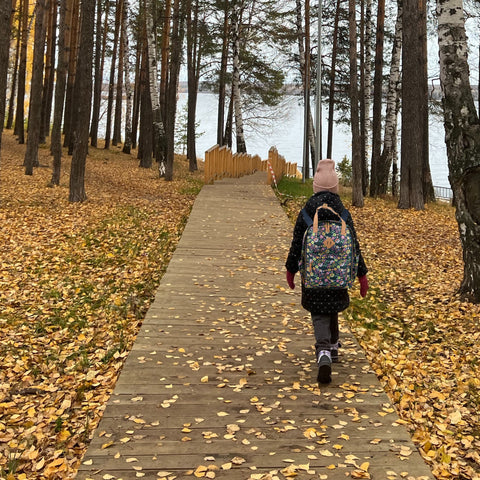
[75,172,434,480]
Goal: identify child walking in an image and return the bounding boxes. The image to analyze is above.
[285,159,368,385]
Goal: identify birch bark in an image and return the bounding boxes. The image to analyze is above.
[145,0,166,174]
[437,0,480,302]
[378,0,402,195]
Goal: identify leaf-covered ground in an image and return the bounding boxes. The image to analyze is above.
[282,191,480,480]
[1,132,479,480]
[0,132,203,479]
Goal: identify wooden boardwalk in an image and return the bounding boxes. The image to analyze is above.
[75,172,434,480]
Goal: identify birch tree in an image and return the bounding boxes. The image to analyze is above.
[145,0,167,175]
[377,0,402,195]
[437,0,480,302]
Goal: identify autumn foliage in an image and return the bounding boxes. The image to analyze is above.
[1,131,480,479]
[0,132,202,478]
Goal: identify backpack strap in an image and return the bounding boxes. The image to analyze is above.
[301,208,313,228]
[302,205,350,232]
[313,204,347,235]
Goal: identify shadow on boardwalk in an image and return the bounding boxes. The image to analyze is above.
[76,172,434,480]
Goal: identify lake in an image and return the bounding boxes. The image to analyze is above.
[178,92,450,188]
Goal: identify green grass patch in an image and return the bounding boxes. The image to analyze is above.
[277,176,313,198]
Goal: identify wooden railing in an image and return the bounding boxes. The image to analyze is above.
[204,145,300,186]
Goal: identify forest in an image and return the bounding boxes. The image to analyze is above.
[0,0,480,478]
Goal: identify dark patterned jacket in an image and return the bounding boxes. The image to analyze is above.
[285,191,368,314]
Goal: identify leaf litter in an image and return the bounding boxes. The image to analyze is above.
[1,129,479,480]
[0,132,202,478]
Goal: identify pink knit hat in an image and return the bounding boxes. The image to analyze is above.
[313,159,339,194]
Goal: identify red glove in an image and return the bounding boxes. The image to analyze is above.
[286,271,296,289]
[359,275,368,297]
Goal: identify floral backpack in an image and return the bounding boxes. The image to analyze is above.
[299,204,359,289]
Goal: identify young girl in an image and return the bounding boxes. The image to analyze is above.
[285,159,368,385]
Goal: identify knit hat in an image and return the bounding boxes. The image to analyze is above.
[313,159,339,194]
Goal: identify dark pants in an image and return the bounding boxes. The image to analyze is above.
[311,312,339,355]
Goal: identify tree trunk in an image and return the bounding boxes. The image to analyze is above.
[326,0,341,159]
[160,0,171,126]
[131,32,142,150]
[165,0,183,181]
[122,0,133,154]
[69,0,96,202]
[50,0,68,186]
[40,0,57,143]
[369,0,385,197]
[138,38,153,168]
[14,0,29,143]
[24,0,47,175]
[186,0,200,171]
[217,0,229,146]
[437,0,480,302]
[295,0,315,174]
[420,0,434,203]
[378,0,402,196]
[104,0,121,149]
[145,0,167,174]
[63,0,80,150]
[224,90,234,149]
[364,0,372,144]
[349,0,363,207]
[90,0,108,147]
[231,6,246,153]
[0,0,11,159]
[113,0,125,146]
[359,0,366,194]
[6,1,20,131]
[399,0,424,210]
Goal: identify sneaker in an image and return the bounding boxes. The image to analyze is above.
[331,342,341,363]
[317,350,332,384]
